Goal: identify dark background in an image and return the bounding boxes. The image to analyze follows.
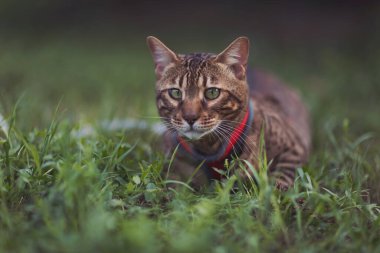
[1,1,378,46]
[0,1,379,137]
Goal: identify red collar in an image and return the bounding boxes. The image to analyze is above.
[177,100,254,180]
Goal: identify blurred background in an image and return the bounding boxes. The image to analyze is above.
[0,0,379,138]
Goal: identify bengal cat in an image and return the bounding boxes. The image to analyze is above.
[147,36,311,189]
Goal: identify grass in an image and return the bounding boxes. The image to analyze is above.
[1,28,380,252]
[1,114,379,253]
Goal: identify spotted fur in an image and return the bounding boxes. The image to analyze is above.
[147,36,311,189]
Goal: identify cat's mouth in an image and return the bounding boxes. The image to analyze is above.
[179,123,220,140]
[182,130,203,140]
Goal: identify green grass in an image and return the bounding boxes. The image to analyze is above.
[1,30,380,252]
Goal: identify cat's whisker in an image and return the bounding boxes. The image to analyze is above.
[216,121,254,150]
[216,124,255,154]
[214,126,252,160]
[160,121,179,133]
[213,126,244,155]
[210,129,226,148]
[218,119,252,128]
[165,118,255,154]
[217,123,254,151]
[217,131,252,156]
[212,128,230,150]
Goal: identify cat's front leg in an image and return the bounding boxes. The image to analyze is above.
[232,134,262,182]
[161,131,209,189]
[162,154,209,190]
[233,133,303,190]
[269,146,308,190]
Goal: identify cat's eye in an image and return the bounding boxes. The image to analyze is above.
[168,88,182,100]
[204,88,220,100]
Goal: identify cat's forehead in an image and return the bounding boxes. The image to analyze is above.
[160,53,220,86]
[178,53,217,72]
[180,53,216,61]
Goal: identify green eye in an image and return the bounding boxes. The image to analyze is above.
[168,88,182,100]
[204,88,220,100]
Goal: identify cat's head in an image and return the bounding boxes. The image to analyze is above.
[147,36,250,140]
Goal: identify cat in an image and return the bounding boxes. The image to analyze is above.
[147,36,311,189]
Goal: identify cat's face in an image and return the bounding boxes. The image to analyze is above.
[147,37,250,140]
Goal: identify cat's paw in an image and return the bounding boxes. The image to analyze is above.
[275,179,291,191]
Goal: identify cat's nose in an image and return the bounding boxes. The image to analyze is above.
[182,101,201,127]
[183,114,199,126]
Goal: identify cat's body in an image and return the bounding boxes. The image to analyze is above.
[147,37,311,188]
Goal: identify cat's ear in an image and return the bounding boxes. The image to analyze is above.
[146,36,179,79]
[215,37,250,80]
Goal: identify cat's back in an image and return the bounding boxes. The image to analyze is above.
[248,68,311,152]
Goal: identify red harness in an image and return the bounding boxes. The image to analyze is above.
[177,101,253,180]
